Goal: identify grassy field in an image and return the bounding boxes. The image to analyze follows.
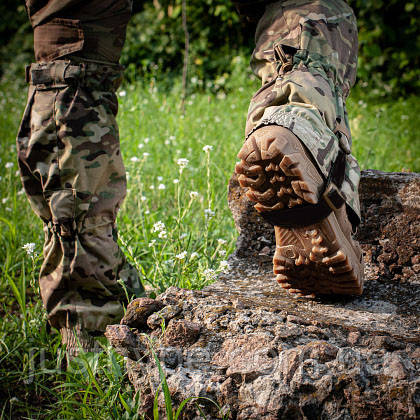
[0,70,419,418]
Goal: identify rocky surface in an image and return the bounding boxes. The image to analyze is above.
[229,169,420,283]
[106,170,419,419]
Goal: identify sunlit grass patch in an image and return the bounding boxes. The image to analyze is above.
[347,93,420,172]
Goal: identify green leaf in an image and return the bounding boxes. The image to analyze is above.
[405,3,415,12]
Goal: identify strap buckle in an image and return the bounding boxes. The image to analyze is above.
[322,182,345,212]
[273,43,294,74]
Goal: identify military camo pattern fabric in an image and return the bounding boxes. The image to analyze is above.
[26,0,132,63]
[17,60,142,333]
[245,0,361,224]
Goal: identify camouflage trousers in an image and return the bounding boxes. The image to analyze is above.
[17,59,142,333]
[247,0,361,226]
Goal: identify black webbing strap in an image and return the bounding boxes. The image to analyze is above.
[260,151,347,228]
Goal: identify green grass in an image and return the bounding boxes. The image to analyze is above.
[0,69,419,418]
[347,92,419,172]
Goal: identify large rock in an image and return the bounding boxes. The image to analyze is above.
[107,170,419,419]
[229,169,420,283]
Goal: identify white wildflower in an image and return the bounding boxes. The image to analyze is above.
[17,189,25,196]
[177,158,189,169]
[204,208,215,220]
[189,191,199,199]
[219,250,226,256]
[144,137,150,144]
[141,195,147,202]
[175,251,188,260]
[203,268,217,280]
[138,143,144,149]
[173,179,179,184]
[158,183,166,190]
[145,210,150,215]
[152,221,165,232]
[15,170,20,176]
[158,230,167,239]
[5,207,12,212]
[202,145,213,153]
[190,252,199,259]
[149,185,155,190]
[5,162,13,169]
[22,242,36,255]
[357,100,367,109]
[180,233,188,239]
[217,239,227,245]
[130,156,140,162]
[157,176,163,181]
[119,90,126,97]
[2,198,8,204]
[219,260,230,271]
[148,240,156,247]
[143,152,150,157]
[164,140,170,145]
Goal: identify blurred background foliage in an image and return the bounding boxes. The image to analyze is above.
[0,0,419,96]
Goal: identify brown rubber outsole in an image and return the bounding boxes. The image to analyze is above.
[235,126,364,297]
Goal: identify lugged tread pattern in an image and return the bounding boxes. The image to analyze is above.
[235,126,364,297]
[274,217,363,296]
[235,128,323,211]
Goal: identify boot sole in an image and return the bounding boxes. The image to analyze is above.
[274,215,363,296]
[235,128,363,296]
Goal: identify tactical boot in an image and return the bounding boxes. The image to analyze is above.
[235,126,364,297]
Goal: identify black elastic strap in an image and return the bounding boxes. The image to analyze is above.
[260,199,333,227]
